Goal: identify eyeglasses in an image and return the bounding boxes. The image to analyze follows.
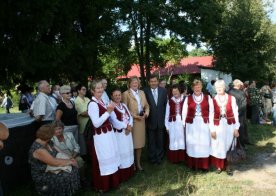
[63,92,71,95]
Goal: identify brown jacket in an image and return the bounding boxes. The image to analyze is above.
[122,89,150,120]
[122,89,149,148]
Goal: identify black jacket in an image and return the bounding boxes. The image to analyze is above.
[228,88,247,117]
[144,87,168,130]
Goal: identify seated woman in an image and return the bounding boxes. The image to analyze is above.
[165,85,185,163]
[51,120,84,168]
[28,124,80,196]
[110,89,135,182]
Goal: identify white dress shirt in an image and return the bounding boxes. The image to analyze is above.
[130,89,143,113]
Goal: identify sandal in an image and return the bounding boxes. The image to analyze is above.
[216,168,222,174]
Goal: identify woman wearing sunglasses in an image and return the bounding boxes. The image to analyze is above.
[56,85,79,143]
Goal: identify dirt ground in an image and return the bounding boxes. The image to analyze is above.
[233,151,276,192]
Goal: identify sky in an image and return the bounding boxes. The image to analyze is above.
[268,1,276,23]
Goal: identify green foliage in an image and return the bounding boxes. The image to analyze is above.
[189,48,212,57]
[0,0,125,87]
[0,0,274,89]
[151,37,188,66]
[175,73,192,85]
[210,0,276,81]
[120,0,224,85]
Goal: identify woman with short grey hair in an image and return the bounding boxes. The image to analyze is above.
[210,80,240,175]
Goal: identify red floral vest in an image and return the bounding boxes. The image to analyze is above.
[213,94,236,126]
[186,94,209,124]
[91,100,113,135]
[168,98,184,122]
[113,104,130,133]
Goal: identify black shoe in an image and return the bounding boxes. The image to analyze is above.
[150,159,156,164]
[156,160,162,165]
[201,169,209,173]
[137,167,144,171]
[226,169,233,176]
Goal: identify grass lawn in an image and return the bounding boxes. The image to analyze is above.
[6,123,276,196]
[0,106,20,114]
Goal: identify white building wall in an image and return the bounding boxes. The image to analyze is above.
[201,68,232,87]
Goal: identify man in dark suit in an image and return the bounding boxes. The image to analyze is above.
[228,79,250,148]
[144,75,168,164]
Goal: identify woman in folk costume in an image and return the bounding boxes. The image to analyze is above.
[182,79,213,170]
[210,80,240,175]
[122,76,150,171]
[165,85,186,163]
[87,80,120,192]
[110,89,135,182]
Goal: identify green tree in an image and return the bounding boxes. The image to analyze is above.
[151,37,188,66]
[189,48,212,57]
[0,0,126,87]
[120,0,223,85]
[210,0,276,80]
[0,0,225,88]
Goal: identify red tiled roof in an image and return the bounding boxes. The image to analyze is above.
[117,56,214,79]
[121,64,141,78]
[156,56,214,76]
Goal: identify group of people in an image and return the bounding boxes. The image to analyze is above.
[1,75,274,195]
[22,75,253,195]
[245,81,276,126]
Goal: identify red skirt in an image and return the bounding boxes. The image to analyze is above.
[167,149,186,163]
[186,155,209,170]
[119,164,135,182]
[87,140,120,192]
[210,156,227,170]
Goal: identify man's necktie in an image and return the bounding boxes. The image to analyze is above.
[153,89,158,105]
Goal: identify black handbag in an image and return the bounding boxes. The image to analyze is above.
[83,101,94,142]
[264,93,272,99]
[226,138,246,164]
[83,118,93,141]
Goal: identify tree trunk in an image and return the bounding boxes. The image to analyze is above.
[145,14,151,83]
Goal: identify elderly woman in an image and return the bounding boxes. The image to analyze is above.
[122,76,150,171]
[51,120,86,185]
[182,80,213,170]
[56,85,79,143]
[165,85,185,163]
[51,120,84,167]
[28,125,80,196]
[210,80,240,175]
[87,80,120,192]
[110,89,135,182]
